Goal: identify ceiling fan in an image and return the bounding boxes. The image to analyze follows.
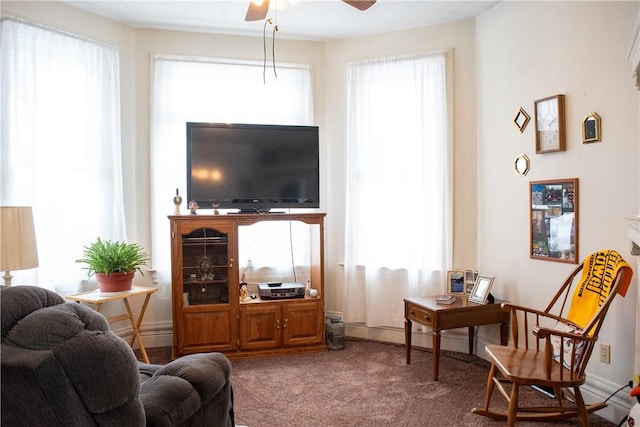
[245,0,377,21]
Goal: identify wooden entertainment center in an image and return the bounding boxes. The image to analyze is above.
[169,212,326,359]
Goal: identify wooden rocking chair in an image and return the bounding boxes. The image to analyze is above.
[472,249,633,426]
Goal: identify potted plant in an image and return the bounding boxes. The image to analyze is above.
[76,238,149,292]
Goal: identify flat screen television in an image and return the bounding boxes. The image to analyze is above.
[186,122,320,213]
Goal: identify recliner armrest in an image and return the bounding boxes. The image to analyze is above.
[154,353,231,399]
[139,353,234,427]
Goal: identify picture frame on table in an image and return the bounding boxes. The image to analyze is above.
[469,275,495,305]
[446,270,466,295]
[465,269,478,294]
[534,94,566,154]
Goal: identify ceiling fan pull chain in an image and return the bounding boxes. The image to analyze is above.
[272,24,278,79]
[262,18,272,84]
[271,5,278,79]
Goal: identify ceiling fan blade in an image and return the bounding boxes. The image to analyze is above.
[342,0,376,11]
[245,0,270,21]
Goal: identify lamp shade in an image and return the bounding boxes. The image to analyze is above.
[0,206,39,272]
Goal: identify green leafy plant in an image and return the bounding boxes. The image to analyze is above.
[76,238,149,277]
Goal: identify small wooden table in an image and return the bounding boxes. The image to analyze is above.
[66,286,158,363]
[404,295,509,381]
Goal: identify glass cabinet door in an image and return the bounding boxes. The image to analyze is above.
[181,227,229,305]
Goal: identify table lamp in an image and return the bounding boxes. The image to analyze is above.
[0,206,39,286]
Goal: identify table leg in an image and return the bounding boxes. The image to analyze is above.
[468,326,475,354]
[405,318,412,364]
[122,298,150,364]
[135,294,153,337]
[500,315,509,346]
[432,330,441,381]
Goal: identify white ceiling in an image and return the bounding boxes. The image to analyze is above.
[62,0,500,41]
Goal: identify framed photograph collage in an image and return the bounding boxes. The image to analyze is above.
[530,178,579,263]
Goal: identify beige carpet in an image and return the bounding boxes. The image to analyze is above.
[142,340,619,427]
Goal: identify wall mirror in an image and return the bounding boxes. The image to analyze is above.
[530,178,579,264]
[582,112,601,143]
[514,107,530,133]
[514,154,530,176]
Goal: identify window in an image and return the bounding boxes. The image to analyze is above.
[0,18,125,292]
[150,56,313,286]
[343,51,452,327]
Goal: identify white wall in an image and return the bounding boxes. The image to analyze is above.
[476,1,639,421]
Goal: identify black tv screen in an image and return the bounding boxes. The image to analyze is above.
[186,122,320,212]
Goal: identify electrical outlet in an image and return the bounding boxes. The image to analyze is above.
[599,344,610,364]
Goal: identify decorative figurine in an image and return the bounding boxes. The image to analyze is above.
[240,284,250,302]
[240,267,247,285]
[173,189,182,215]
[213,203,220,215]
[189,200,199,215]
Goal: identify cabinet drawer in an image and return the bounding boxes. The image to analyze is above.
[407,304,433,327]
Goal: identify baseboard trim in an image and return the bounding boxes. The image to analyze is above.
[346,322,474,354]
[111,320,173,349]
[580,373,633,424]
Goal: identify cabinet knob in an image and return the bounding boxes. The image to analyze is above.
[276,320,280,330]
[283,319,288,328]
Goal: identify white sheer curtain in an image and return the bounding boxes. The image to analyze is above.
[151,56,313,291]
[0,18,125,292]
[343,51,452,328]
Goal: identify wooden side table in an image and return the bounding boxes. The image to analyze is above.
[404,295,509,381]
[66,286,158,363]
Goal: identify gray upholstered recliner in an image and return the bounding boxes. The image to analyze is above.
[0,285,234,427]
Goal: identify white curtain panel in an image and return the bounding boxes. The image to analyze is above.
[0,18,125,292]
[343,51,453,328]
[150,56,313,293]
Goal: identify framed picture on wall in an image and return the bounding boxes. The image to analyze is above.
[582,112,601,143]
[530,178,579,264]
[534,94,566,154]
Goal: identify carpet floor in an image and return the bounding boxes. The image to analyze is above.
[143,340,618,427]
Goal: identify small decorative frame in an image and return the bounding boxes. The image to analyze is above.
[514,107,530,133]
[530,178,579,264]
[446,270,466,295]
[464,269,478,294]
[469,274,494,305]
[534,94,566,154]
[582,112,601,143]
[514,154,530,176]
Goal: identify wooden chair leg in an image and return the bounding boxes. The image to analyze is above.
[553,387,563,407]
[507,382,519,427]
[573,386,589,426]
[482,363,497,410]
